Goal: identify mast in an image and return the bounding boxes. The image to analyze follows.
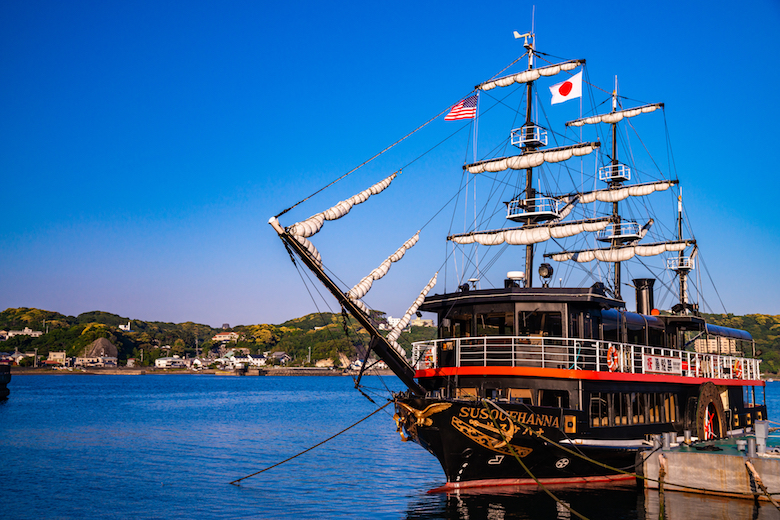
[610,78,622,299]
[522,32,536,287]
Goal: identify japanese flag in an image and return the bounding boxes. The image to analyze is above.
[550,71,582,105]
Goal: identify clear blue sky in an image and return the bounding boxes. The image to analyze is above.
[2,0,779,327]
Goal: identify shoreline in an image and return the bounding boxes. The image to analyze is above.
[8,366,396,377]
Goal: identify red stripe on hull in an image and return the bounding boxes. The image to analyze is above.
[428,473,636,494]
[415,366,765,387]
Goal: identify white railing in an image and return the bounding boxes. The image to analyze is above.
[412,336,760,381]
[596,221,642,242]
[511,125,548,147]
[667,257,695,271]
[507,196,561,220]
[598,164,631,182]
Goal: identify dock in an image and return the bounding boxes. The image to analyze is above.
[641,422,780,502]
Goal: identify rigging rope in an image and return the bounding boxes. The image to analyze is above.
[229,400,392,485]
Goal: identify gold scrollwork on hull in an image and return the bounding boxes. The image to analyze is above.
[451,416,533,458]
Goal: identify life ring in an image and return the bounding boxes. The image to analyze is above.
[606,345,619,372]
[696,381,727,440]
[732,360,743,379]
[423,351,433,369]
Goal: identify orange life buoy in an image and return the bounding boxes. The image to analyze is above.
[607,345,619,372]
[733,360,743,379]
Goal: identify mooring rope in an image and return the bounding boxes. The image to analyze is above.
[482,399,780,499]
[480,399,590,520]
[229,400,392,486]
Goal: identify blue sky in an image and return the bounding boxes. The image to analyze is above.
[2,0,779,327]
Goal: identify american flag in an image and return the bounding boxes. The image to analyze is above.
[444,94,478,121]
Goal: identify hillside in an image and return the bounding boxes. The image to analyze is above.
[0,308,435,367]
[3,307,779,373]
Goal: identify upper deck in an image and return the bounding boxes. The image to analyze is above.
[411,335,763,385]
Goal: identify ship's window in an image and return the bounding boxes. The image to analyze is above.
[508,388,534,405]
[665,394,677,422]
[456,387,478,400]
[519,311,562,338]
[442,312,473,338]
[630,393,646,424]
[476,312,514,336]
[602,309,620,342]
[539,389,569,409]
[625,313,646,345]
[611,393,629,426]
[590,393,608,427]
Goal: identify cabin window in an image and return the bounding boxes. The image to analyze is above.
[590,393,608,427]
[472,304,513,337]
[441,312,473,338]
[626,314,646,345]
[539,389,569,408]
[602,309,620,342]
[590,392,679,427]
[456,387,478,400]
[476,312,514,336]
[508,388,534,405]
[519,311,562,338]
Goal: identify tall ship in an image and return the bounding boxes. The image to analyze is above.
[269,32,766,491]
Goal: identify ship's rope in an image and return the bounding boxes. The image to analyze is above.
[479,400,591,520]
[481,399,780,499]
[229,400,392,486]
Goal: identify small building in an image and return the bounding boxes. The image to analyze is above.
[75,357,117,368]
[270,351,291,365]
[212,332,239,343]
[7,327,43,339]
[45,351,68,366]
[155,356,187,369]
[410,317,435,328]
[118,321,132,332]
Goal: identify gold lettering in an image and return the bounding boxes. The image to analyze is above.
[518,412,528,424]
[552,417,560,428]
[459,408,469,419]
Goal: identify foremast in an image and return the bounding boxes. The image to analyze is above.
[269,216,425,395]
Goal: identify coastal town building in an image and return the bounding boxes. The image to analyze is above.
[212,331,239,343]
[118,321,132,331]
[45,351,69,366]
[155,356,187,368]
[6,327,43,339]
[410,317,435,327]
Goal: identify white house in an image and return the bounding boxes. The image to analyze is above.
[155,356,187,368]
[212,332,239,343]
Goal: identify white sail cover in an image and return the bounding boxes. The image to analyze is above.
[477,60,584,92]
[578,180,677,204]
[466,142,599,175]
[293,235,322,267]
[549,240,693,263]
[347,232,420,300]
[288,172,397,238]
[387,273,438,345]
[566,103,663,127]
[449,218,610,246]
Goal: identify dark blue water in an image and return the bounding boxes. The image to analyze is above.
[2,375,780,519]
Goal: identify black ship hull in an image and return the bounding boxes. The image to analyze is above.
[395,396,640,490]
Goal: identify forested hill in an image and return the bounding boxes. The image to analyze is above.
[2,307,779,373]
[0,308,435,367]
[702,313,780,373]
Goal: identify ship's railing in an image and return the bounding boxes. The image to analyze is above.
[411,336,761,380]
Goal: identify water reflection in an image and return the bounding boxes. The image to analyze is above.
[405,484,780,520]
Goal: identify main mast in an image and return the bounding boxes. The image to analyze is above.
[522,32,537,287]
[609,80,622,299]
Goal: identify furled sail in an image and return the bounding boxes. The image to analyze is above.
[347,232,420,300]
[578,180,677,204]
[287,172,397,238]
[566,103,663,127]
[547,239,694,263]
[448,218,611,246]
[465,142,600,175]
[386,273,438,354]
[293,235,322,267]
[477,60,585,92]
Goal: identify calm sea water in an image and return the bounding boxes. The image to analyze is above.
[2,375,780,519]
